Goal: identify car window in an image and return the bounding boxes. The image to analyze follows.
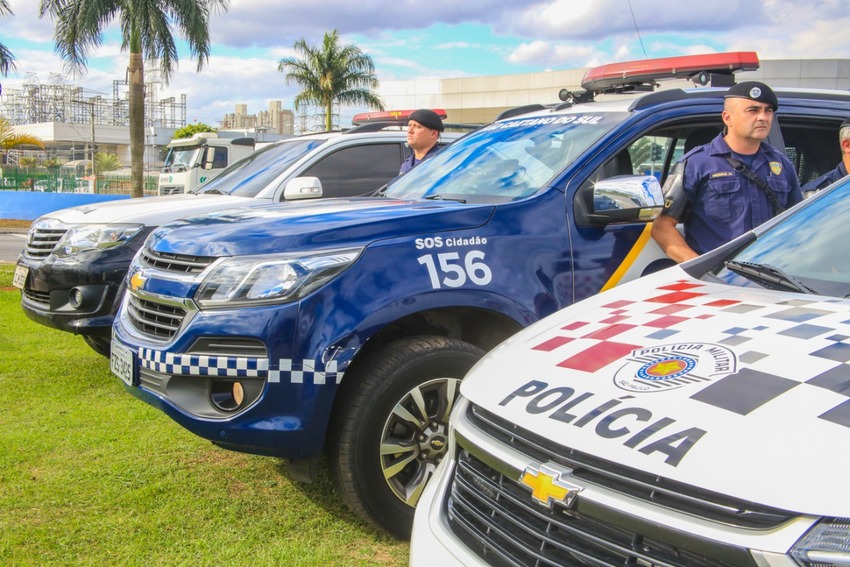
[573,119,723,225]
[195,139,325,197]
[300,143,403,198]
[777,117,843,188]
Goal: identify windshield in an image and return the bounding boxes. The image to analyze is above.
[193,139,325,198]
[384,112,627,203]
[714,178,850,297]
[163,146,202,172]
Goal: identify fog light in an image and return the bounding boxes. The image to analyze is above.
[210,381,245,412]
[69,287,84,308]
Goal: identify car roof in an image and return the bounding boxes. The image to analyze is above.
[499,86,850,122]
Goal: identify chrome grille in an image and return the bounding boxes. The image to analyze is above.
[24,227,67,258]
[138,247,216,274]
[127,294,186,339]
[467,405,793,529]
[447,450,756,567]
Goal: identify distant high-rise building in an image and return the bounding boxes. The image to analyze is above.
[221,101,294,136]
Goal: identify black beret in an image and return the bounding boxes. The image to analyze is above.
[725,81,778,111]
[841,116,850,128]
[409,109,444,132]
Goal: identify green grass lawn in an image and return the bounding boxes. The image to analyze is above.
[0,266,409,566]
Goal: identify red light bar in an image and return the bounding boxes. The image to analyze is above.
[352,109,448,125]
[581,51,760,92]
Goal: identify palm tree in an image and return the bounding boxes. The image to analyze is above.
[0,116,44,152]
[39,0,229,198]
[279,30,384,132]
[0,0,16,75]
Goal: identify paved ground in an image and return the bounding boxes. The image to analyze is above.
[0,229,27,263]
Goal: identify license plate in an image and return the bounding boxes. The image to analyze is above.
[12,265,28,289]
[110,340,136,387]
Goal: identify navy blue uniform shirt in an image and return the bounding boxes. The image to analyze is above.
[678,134,802,255]
[399,144,440,175]
[802,162,848,193]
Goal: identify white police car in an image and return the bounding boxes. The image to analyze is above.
[411,173,850,564]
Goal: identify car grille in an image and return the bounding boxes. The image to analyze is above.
[448,450,755,567]
[24,226,67,258]
[22,287,50,305]
[159,186,183,195]
[126,294,186,340]
[138,247,216,274]
[444,405,796,567]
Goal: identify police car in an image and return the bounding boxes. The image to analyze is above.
[410,174,850,565]
[109,52,850,538]
[14,123,461,356]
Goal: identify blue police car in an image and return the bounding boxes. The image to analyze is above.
[110,53,850,537]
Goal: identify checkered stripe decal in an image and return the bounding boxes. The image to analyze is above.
[530,279,850,427]
[268,359,344,385]
[138,349,345,384]
[140,348,269,377]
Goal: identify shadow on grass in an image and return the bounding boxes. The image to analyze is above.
[273,455,405,542]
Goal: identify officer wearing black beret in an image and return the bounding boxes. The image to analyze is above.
[651,81,803,262]
[399,109,445,174]
[802,116,850,194]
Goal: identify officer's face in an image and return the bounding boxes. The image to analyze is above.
[407,120,439,152]
[722,98,774,143]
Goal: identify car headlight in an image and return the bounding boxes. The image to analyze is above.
[195,248,362,308]
[790,519,850,566]
[53,224,144,257]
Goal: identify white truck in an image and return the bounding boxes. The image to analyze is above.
[157,132,255,195]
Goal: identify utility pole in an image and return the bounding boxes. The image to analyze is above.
[73,99,96,190]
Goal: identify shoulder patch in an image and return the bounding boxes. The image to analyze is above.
[770,161,782,175]
[709,171,735,179]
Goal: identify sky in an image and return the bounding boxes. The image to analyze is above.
[0,0,848,128]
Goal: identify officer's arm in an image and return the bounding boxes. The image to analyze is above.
[650,160,699,263]
[651,214,699,263]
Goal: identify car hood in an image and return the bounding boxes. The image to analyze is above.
[147,198,495,256]
[463,266,850,516]
[42,194,262,226]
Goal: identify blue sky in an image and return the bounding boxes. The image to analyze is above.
[0,0,848,127]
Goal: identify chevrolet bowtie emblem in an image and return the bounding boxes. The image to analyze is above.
[129,271,147,292]
[519,462,582,508]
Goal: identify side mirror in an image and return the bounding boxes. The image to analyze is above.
[283,176,323,201]
[587,175,664,224]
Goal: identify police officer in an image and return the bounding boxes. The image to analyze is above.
[802,116,850,194]
[651,81,803,262]
[399,109,444,174]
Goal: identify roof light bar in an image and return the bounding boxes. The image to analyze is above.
[581,51,760,93]
[352,109,448,125]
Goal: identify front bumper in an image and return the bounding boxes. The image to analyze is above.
[412,397,820,567]
[18,240,145,336]
[111,297,345,459]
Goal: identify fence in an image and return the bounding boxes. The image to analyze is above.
[0,168,159,196]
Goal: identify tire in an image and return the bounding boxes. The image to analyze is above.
[329,335,485,539]
[83,334,111,357]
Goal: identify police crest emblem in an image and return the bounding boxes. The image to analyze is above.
[769,161,782,175]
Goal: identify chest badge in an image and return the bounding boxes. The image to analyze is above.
[770,161,782,175]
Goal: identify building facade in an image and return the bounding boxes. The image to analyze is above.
[377,58,850,125]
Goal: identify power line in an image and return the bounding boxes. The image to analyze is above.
[627,0,648,59]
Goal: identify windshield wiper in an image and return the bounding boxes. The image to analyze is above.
[724,260,819,295]
[372,184,389,197]
[424,194,466,203]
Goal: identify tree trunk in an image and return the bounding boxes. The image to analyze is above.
[128,41,145,198]
[325,99,333,132]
